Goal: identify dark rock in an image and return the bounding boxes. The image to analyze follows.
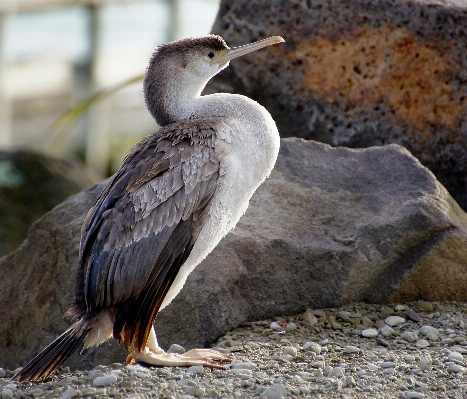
[1,138,467,371]
[207,0,467,210]
[412,301,435,313]
[376,337,390,348]
[406,309,422,323]
[0,150,99,257]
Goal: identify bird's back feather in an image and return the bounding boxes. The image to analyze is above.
[74,118,221,353]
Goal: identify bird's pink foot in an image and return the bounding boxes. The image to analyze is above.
[128,348,233,369]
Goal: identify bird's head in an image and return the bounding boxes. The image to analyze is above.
[144,34,284,126]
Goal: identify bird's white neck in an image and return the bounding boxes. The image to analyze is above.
[144,57,229,126]
[162,72,207,123]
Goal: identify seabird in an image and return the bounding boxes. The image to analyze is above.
[13,34,284,382]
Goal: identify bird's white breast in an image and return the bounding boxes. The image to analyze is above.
[160,94,280,309]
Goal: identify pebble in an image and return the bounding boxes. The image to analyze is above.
[270,322,282,331]
[259,383,286,399]
[229,369,252,376]
[380,325,397,337]
[301,310,319,327]
[93,374,118,387]
[415,339,429,348]
[29,388,44,397]
[448,363,465,373]
[186,365,205,375]
[303,341,321,354]
[413,301,434,312]
[360,316,374,327]
[2,301,466,399]
[60,387,78,399]
[419,325,439,340]
[385,316,406,326]
[81,387,97,396]
[401,331,418,342]
[231,361,255,369]
[330,367,344,378]
[167,343,186,354]
[337,311,352,323]
[380,306,394,318]
[447,351,464,363]
[361,328,379,338]
[376,337,390,347]
[1,388,14,399]
[406,310,422,322]
[283,346,297,357]
[419,355,432,371]
[285,322,297,331]
[343,345,360,354]
[367,363,379,371]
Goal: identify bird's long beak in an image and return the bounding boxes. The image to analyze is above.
[214,36,284,66]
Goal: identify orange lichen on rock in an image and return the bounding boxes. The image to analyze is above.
[294,25,464,131]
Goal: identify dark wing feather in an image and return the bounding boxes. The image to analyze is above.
[75,118,221,352]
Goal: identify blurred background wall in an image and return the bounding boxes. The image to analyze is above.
[0,0,219,176]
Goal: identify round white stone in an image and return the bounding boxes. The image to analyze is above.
[415,339,429,348]
[448,351,464,363]
[343,345,360,354]
[303,341,322,354]
[283,346,298,357]
[419,356,432,371]
[93,374,117,387]
[419,325,439,340]
[401,331,419,342]
[167,343,186,354]
[270,321,282,331]
[362,328,379,338]
[285,322,297,331]
[380,325,396,337]
[330,367,344,378]
[186,365,205,375]
[385,316,406,326]
[448,363,465,373]
[60,388,78,399]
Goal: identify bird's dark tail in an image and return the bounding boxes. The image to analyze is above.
[12,321,90,383]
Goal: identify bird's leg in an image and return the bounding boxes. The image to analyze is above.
[126,327,232,369]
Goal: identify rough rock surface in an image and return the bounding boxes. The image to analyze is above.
[0,150,99,257]
[1,138,466,371]
[207,0,467,210]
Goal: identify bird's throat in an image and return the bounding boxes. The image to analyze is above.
[144,66,210,127]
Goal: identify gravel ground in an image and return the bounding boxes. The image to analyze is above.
[1,301,467,399]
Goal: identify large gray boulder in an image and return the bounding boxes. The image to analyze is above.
[1,138,466,371]
[207,0,467,210]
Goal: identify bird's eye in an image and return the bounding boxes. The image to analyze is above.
[207,52,215,59]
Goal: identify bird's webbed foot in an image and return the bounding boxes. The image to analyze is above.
[127,348,232,369]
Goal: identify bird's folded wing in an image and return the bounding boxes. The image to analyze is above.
[78,119,221,344]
